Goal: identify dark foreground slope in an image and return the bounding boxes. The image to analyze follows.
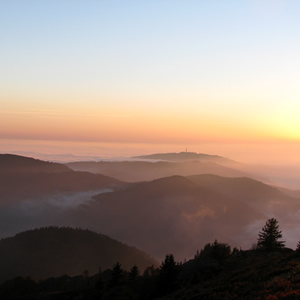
[1,244,300,300]
[161,250,299,300]
[0,227,157,282]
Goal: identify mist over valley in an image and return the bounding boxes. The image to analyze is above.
[1,152,300,263]
[1,150,300,300]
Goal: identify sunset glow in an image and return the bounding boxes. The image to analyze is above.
[1,1,300,163]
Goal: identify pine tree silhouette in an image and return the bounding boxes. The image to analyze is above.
[257,218,285,251]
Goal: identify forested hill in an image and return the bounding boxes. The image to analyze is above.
[0,154,71,173]
[0,227,158,281]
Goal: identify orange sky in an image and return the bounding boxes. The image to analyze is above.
[0,107,287,144]
[1,1,300,163]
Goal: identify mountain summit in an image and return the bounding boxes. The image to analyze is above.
[132,151,232,162]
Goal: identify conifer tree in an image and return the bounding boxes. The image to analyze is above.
[257,218,285,251]
[129,265,139,280]
[158,254,180,295]
[110,262,124,286]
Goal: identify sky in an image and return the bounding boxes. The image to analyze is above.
[1,0,300,163]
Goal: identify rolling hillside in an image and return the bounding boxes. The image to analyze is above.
[66,160,249,182]
[65,175,266,260]
[0,154,124,206]
[0,171,123,205]
[188,174,300,216]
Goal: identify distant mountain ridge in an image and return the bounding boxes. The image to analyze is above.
[66,160,248,182]
[0,154,71,173]
[132,151,232,162]
[0,227,158,282]
[0,154,124,206]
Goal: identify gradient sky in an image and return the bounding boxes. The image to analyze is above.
[1,1,300,159]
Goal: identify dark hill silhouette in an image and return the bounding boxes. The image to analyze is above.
[0,171,123,206]
[62,175,265,260]
[0,154,71,173]
[0,227,158,282]
[66,160,250,182]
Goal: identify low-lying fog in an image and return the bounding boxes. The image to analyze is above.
[1,181,300,262]
[16,189,113,211]
[0,189,112,239]
[1,146,300,262]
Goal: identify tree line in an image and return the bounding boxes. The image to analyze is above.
[0,218,299,299]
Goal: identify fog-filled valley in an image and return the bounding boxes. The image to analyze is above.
[2,151,300,299]
[1,153,300,262]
